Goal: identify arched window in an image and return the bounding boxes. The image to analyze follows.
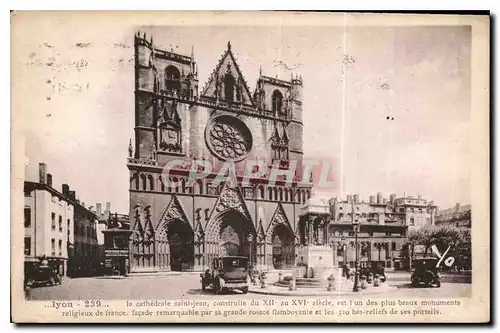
[140,174,147,191]
[217,184,224,195]
[159,176,165,192]
[224,73,235,101]
[181,179,186,193]
[278,188,283,201]
[258,185,265,199]
[172,178,179,193]
[297,190,301,203]
[268,188,273,200]
[165,66,180,93]
[272,90,283,114]
[274,188,278,201]
[135,174,140,190]
[284,189,289,202]
[196,180,203,195]
[147,175,154,191]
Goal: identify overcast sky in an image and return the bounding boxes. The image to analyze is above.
[19,20,471,213]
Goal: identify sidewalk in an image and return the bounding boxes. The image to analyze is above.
[249,281,393,296]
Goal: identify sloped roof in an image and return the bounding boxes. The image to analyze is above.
[200,41,254,107]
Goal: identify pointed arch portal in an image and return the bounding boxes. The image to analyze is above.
[130,216,194,272]
[271,224,295,269]
[205,209,256,267]
[156,219,194,271]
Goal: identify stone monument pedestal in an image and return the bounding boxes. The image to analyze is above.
[297,245,334,279]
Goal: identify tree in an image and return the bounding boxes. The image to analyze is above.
[400,225,471,271]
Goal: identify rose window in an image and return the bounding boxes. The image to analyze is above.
[205,115,252,161]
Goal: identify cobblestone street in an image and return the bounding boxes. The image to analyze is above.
[25,272,471,301]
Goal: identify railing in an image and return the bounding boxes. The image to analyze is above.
[127,158,159,166]
[154,49,192,63]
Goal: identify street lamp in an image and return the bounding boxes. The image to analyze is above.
[247,233,254,269]
[352,202,361,292]
[340,235,347,265]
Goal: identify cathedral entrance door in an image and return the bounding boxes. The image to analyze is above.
[272,224,294,269]
[216,210,256,264]
[168,220,194,271]
[220,225,241,256]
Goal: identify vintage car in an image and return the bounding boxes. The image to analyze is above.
[24,261,62,289]
[200,256,249,294]
[410,257,441,288]
[359,261,387,282]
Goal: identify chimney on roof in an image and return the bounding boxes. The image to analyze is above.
[39,163,47,184]
[69,191,75,200]
[347,195,353,204]
[377,192,382,204]
[369,195,375,204]
[354,194,360,204]
[47,173,53,187]
[82,202,85,208]
[96,203,102,217]
[390,193,396,203]
[106,202,111,213]
[62,184,70,196]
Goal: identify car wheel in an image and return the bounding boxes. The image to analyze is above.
[424,271,435,287]
[241,287,248,294]
[435,280,441,288]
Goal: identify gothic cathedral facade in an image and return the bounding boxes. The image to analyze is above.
[128,32,312,272]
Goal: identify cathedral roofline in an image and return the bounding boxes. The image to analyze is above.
[259,75,293,88]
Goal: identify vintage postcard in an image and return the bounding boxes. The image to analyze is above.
[11,11,490,323]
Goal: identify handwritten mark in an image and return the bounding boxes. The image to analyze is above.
[114,43,131,48]
[272,60,302,71]
[342,54,356,66]
[380,83,390,90]
[75,42,91,48]
[46,57,56,67]
[431,245,455,268]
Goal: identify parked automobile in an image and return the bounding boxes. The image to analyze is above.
[359,261,386,282]
[200,256,249,294]
[24,261,62,289]
[411,257,441,288]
